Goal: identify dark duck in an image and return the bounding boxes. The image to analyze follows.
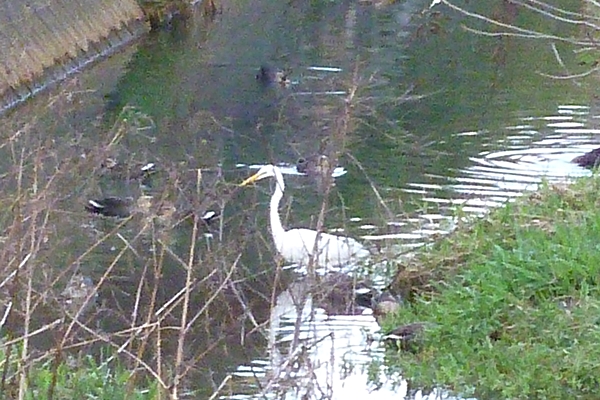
[99,158,156,181]
[572,147,600,168]
[85,196,219,226]
[382,322,431,352]
[256,65,290,87]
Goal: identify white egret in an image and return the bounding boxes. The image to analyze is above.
[240,164,370,268]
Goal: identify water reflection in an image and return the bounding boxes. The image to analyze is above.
[221,100,600,398]
[228,280,394,400]
[433,106,591,216]
[226,273,471,400]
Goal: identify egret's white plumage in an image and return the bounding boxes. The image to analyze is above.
[241,164,370,268]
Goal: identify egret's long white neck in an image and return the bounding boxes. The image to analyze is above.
[269,168,286,242]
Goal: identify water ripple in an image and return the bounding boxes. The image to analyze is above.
[392,105,594,248]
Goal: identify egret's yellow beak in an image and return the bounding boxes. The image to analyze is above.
[240,173,261,186]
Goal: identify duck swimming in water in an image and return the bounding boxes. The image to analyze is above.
[85,196,219,226]
[99,158,156,181]
[371,291,402,325]
[572,147,600,168]
[85,197,134,218]
[295,155,331,176]
[382,322,430,352]
[295,154,342,193]
[292,272,377,315]
[256,65,290,87]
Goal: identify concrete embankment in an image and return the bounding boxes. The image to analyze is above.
[0,0,147,112]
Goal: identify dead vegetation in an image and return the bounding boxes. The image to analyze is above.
[0,54,428,399]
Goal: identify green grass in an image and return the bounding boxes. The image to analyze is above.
[387,177,600,399]
[0,345,159,400]
[28,357,158,400]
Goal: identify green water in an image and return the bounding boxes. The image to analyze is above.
[0,0,595,397]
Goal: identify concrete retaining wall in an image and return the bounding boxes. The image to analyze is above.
[0,0,147,112]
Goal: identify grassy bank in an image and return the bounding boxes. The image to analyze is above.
[0,344,158,399]
[387,176,600,399]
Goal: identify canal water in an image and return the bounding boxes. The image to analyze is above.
[0,0,594,398]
